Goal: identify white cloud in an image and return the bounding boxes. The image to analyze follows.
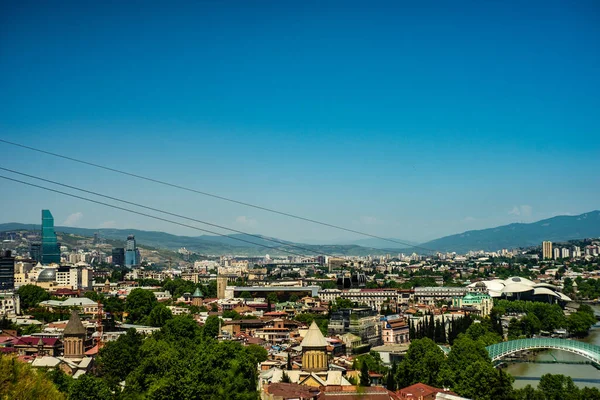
[359,216,379,225]
[99,220,117,228]
[508,205,532,218]
[62,212,83,226]
[235,216,257,227]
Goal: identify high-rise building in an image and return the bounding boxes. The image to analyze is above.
[29,243,42,262]
[561,248,570,259]
[41,210,61,264]
[125,235,138,267]
[542,241,553,260]
[573,246,581,258]
[553,247,560,260]
[112,248,125,266]
[0,251,15,291]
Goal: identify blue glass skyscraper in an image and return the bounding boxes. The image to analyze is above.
[125,235,138,267]
[41,209,61,264]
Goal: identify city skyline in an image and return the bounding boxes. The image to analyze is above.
[1,2,599,243]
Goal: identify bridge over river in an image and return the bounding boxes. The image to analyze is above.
[485,338,600,365]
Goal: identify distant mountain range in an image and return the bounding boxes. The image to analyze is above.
[1,210,599,256]
[419,210,600,253]
[0,223,394,257]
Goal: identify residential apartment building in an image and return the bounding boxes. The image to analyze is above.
[542,241,553,260]
[0,292,20,316]
[329,308,381,347]
[413,287,468,305]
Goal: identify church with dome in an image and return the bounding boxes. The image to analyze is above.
[258,321,352,389]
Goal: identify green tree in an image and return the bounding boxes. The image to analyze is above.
[281,371,291,383]
[246,344,268,363]
[360,360,371,387]
[396,338,446,388]
[203,315,220,339]
[386,362,397,391]
[514,384,545,400]
[538,374,579,400]
[0,355,65,400]
[159,315,202,342]
[44,368,73,394]
[240,291,252,299]
[331,297,354,312]
[125,288,157,324]
[97,328,143,385]
[148,303,173,327]
[439,334,514,400]
[267,293,279,304]
[68,374,113,400]
[17,284,50,309]
[567,311,596,337]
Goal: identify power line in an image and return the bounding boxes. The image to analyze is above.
[0,138,434,253]
[0,166,340,258]
[0,174,313,258]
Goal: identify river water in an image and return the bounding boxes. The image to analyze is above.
[504,322,600,389]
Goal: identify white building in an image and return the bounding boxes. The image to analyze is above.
[318,288,401,311]
[55,267,92,290]
[561,248,570,259]
[0,292,20,316]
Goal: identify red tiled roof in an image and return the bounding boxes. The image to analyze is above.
[318,385,399,399]
[266,382,321,398]
[85,344,99,355]
[398,383,457,398]
[14,337,61,347]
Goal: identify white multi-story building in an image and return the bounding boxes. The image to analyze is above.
[413,287,468,305]
[553,248,561,260]
[561,248,570,259]
[318,288,401,311]
[572,246,581,258]
[55,267,92,290]
[0,292,20,316]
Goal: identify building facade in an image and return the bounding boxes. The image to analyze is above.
[413,287,468,305]
[0,250,15,291]
[542,241,553,260]
[452,292,493,316]
[125,235,138,267]
[111,248,125,267]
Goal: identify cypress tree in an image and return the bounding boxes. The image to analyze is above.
[441,315,447,343]
[360,361,371,387]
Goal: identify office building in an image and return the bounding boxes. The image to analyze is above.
[542,241,553,260]
[29,243,42,262]
[41,210,61,264]
[125,235,138,267]
[0,251,15,291]
[112,248,125,267]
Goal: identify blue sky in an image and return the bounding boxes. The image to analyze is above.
[0,1,598,244]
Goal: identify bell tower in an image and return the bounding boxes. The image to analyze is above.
[63,310,86,359]
[301,321,328,372]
